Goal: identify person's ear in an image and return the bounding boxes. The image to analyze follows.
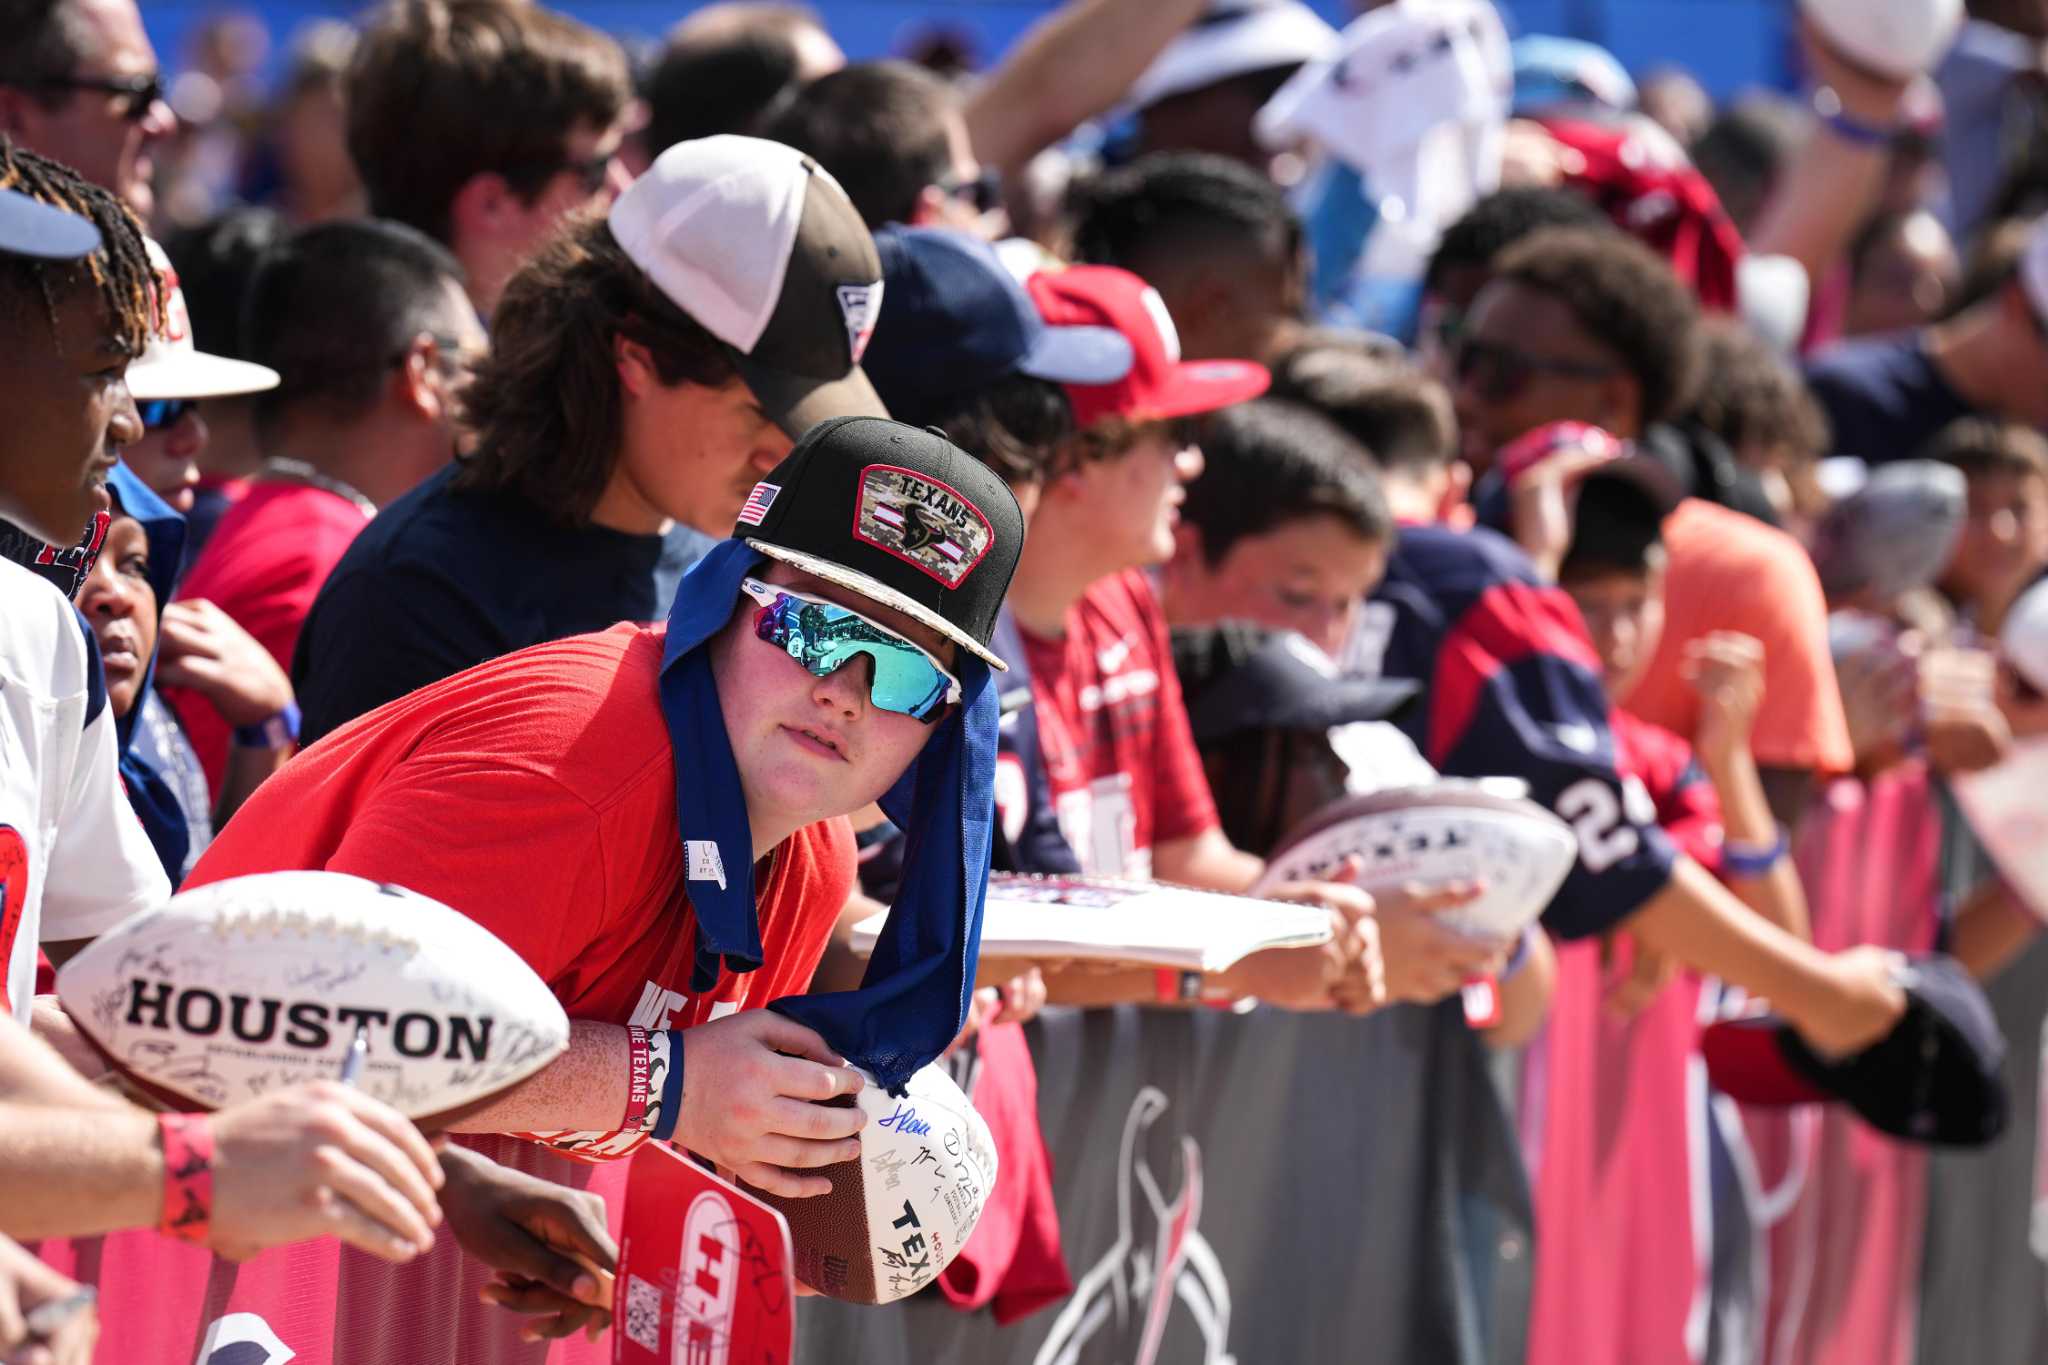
[0,86,39,138]
[908,186,949,227]
[614,334,658,400]
[1437,460,1474,522]
[446,172,520,247]
[393,333,446,420]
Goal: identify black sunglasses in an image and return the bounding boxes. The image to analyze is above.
[36,72,162,122]
[137,397,197,431]
[935,166,1003,215]
[1451,336,1618,403]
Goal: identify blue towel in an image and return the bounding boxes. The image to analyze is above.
[659,538,996,1092]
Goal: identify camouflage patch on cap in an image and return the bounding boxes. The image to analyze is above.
[852,464,993,588]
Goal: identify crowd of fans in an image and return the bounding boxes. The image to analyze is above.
[5,0,2048,1359]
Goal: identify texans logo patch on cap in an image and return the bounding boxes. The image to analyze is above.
[837,281,883,365]
[853,464,993,587]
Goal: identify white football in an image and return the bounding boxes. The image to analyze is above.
[746,1061,998,1305]
[56,871,570,1121]
[1801,0,1961,81]
[1256,781,1577,941]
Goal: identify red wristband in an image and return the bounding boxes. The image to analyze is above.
[157,1112,215,1243]
[621,1026,652,1134]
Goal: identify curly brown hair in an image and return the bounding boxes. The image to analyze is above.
[1492,226,1706,430]
[453,211,738,524]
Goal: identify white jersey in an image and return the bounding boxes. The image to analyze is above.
[1,556,168,1020]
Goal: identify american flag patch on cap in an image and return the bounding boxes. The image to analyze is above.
[737,482,780,526]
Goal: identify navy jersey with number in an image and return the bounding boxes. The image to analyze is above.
[1361,524,1676,940]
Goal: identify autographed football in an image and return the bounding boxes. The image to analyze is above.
[55,871,570,1121]
[745,1062,998,1305]
[1257,781,1577,941]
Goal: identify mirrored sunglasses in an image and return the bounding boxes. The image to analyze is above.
[137,397,197,431]
[741,577,961,724]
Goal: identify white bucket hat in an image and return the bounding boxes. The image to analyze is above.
[128,238,279,402]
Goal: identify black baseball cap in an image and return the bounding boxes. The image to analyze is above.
[736,416,1026,671]
[1172,622,1419,742]
[1700,954,2009,1147]
[608,136,889,437]
[0,185,100,259]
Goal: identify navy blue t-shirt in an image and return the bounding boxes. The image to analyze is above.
[1804,331,1973,466]
[293,464,712,744]
[1365,523,1676,941]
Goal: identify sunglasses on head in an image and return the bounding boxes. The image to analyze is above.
[137,397,197,431]
[935,166,1003,215]
[742,577,961,724]
[1451,336,1618,403]
[37,72,162,122]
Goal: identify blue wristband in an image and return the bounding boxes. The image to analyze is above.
[1722,827,1790,879]
[650,1027,688,1142]
[233,700,300,750]
[1499,926,1536,981]
[1812,86,1893,147]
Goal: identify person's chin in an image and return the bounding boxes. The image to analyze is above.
[167,484,197,514]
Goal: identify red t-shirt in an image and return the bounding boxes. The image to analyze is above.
[186,623,855,1153]
[1610,707,1723,872]
[167,482,373,796]
[1019,570,1218,877]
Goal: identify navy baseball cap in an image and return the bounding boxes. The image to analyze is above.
[861,225,1134,426]
[0,185,100,259]
[1701,954,2009,1147]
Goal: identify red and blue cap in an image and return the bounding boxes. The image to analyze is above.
[1025,265,1270,430]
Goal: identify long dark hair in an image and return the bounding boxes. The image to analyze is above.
[454,211,738,524]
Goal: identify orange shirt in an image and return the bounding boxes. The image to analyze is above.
[1622,499,1852,775]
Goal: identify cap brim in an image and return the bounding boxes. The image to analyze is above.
[1018,325,1135,387]
[745,539,1008,672]
[1285,676,1422,729]
[739,355,891,440]
[1143,359,1272,421]
[127,351,280,402]
[0,190,101,259]
[1699,1015,1834,1107]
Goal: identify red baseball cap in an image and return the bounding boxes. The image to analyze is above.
[1025,265,1269,430]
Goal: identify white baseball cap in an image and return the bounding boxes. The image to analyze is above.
[2002,576,2048,695]
[1800,0,1962,83]
[1128,0,1339,111]
[127,238,280,402]
[607,135,888,437]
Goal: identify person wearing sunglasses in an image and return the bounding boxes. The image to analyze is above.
[768,60,1010,240]
[0,0,175,219]
[345,0,632,319]
[185,417,1025,1350]
[119,237,279,518]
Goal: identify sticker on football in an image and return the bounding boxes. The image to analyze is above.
[1255,781,1578,941]
[55,871,570,1120]
[744,1062,998,1305]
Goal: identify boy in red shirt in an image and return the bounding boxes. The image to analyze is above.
[190,417,1025,1199]
[1010,264,1389,1010]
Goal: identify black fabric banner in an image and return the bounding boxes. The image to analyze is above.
[797,1002,1533,1364]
